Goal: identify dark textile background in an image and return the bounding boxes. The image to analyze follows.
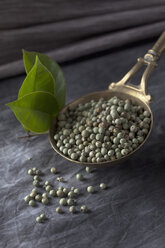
[1,0,165,79]
[1,1,165,247]
[1,40,165,248]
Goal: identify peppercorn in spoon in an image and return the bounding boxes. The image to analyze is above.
[50,32,165,167]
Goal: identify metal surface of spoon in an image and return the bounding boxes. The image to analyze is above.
[50,32,165,167]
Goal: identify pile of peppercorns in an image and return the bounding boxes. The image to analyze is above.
[54,96,151,163]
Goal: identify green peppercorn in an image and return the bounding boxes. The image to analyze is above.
[63,188,69,195]
[79,156,87,162]
[120,138,126,145]
[32,188,38,194]
[40,213,46,220]
[29,200,35,207]
[54,134,60,140]
[104,154,109,161]
[63,129,70,136]
[56,207,63,214]
[67,198,75,206]
[33,180,40,187]
[95,141,102,148]
[130,125,137,132]
[108,150,114,156]
[80,205,88,213]
[85,147,90,153]
[143,117,150,124]
[42,193,48,198]
[121,149,129,156]
[87,186,95,193]
[70,153,78,160]
[91,157,96,163]
[69,138,75,145]
[59,198,67,206]
[56,190,64,197]
[57,177,64,182]
[49,190,56,197]
[132,143,138,149]
[35,194,42,202]
[123,123,129,130]
[96,134,103,141]
[32,167,37,173]
[117,132,124,139]
[106,115,112,122]
[34,175,40,181]
[100,183,106,189]
[96,157,101,163]
[57,141,62,147]
[111,110,119,119]
[116,151,122,159]
[24,195,31,203]
[82,130,89,137]
[28,169,33,175]
[137,136,144,143]
[142,128,148,134]
[69,206,76,213]
[85,166,92,173]
[68,191,75,198]
[89,151,95,158]
[132,138,138,144]
[44,181,50,186]
[42,197,49,205]
[45,185,52,192]
[36,216,42,223]
[30,192,37,198]
[98,127,105,134]
[95,152,101,158]
[101,148,107,156]
[74,188,80,194]
[76,173,83,181]
[50,167,57,174]
[113,137,120,145]
[93,127,98,133]
[143,110,150,117]
[59,146,64,152]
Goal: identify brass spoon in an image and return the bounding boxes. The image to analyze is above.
[50,32,165,167]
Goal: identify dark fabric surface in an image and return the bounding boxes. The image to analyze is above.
[1,40,165,248]
[1,0,165,79]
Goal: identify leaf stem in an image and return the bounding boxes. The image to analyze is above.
[17,132,48,139]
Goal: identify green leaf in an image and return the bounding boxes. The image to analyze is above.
[18,56,55,99]
[23,49,66,110]
[6,92,59,133]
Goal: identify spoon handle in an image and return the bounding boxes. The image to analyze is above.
[140,32,165,96]
[150,31,165,57]
[109,32,165,104]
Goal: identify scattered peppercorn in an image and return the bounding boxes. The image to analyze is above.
[76,173,83,181]
[100,183,107,190]
[56,207,63,214]
[80,205,88,213]
[69,206,76,213]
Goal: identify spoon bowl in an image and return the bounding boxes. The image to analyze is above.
[49,32,165,167]
[50,89,153,167]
